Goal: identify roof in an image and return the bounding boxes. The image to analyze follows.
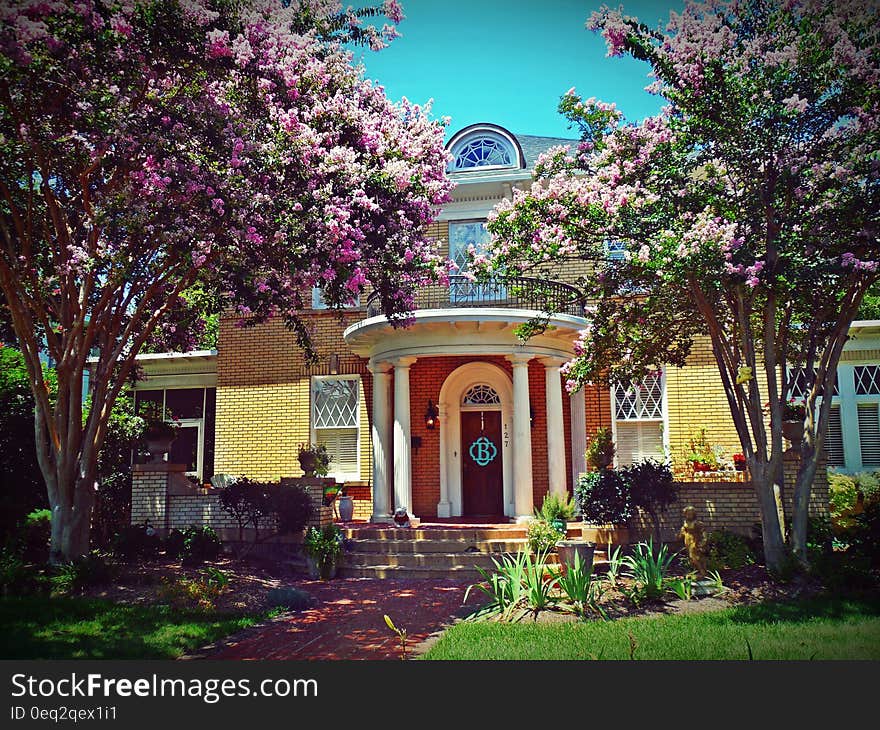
[513,134,578,169]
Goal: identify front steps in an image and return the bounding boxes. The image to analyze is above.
[337,524,607,580]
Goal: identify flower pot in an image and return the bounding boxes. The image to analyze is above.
[581,524,630,546]
[337,495,354,522]
[555,540,595,574]
[782,420,804,445]
[305,554,337,580]
[734,462,746,472]
[145,435,176,463]
[299,452,317,477]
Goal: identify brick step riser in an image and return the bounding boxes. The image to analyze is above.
[342,527,584,541]
[344,553,561,569]
[346,539,532,554]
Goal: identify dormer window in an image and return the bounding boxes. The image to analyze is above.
[447,125,524,172]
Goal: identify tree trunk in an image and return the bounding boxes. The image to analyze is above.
[48,474,96,563]
[749,461,788,573]
[791,442,820,566]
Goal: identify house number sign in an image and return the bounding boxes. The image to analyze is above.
[469,436,498,466]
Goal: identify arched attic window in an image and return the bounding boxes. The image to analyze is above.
[448,128,521,172]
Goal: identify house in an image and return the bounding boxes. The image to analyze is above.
[130,123,869,532]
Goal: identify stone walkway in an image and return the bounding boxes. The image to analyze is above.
[191,578,483,660]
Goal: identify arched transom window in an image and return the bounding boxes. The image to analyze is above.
[462,384,501,406]
[449,131,517,171]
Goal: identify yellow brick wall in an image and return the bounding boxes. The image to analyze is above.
[215,314,372,484]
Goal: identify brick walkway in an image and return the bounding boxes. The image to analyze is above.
[195,578,483,660]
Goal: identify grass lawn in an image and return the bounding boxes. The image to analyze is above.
[422,595,880,660]
[0,596,269,659]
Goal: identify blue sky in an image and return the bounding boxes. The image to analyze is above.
[351,0,684,140]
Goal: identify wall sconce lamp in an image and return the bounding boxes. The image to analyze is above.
[328,353,340,375]
[425,400,439,430]
[530,406,535,428]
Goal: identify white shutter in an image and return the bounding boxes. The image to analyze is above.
[616,422,663,465]
[858,403,880,467]
[825,405,845,467]
[315,428,359,477]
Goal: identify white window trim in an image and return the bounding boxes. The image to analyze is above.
[135,386,208,481]
[310,375,361,481]
[610,372,670,466]
[311,287,360,311]
[174,419,204,480]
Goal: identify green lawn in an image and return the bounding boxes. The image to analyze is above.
[0,596,267,659]
[422,595,880,660]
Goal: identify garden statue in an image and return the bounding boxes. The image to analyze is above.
[393,507,411,528]
[679,506,708,579]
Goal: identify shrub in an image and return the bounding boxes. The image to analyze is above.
[0,548,34,596]
[575,469,633,525]
[49,551,117,595]
[706,529,757,571]
[848,502,880,566]
[272,484,313,534]
[620,459,676,537]
[16,509,51,563]
[166,526,222,564]
[552,550,606,619]
[158,569,229,612]
[526,520,564,554]
[111,523,160,561]
[828,472,861,533]
[465,549,529,621]
[534,493,577,524]
[218,477,274,540]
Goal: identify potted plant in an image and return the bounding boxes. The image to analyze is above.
[303,524,343,579]
[684,428,718,473]
[138,401,180,462]
[298,443,330,478]
[732,453,747,471]
[533,492,577,534]
[574,468,633,546]
[780,398,806,445]
[585,427,615,470]
[336,485,354,522]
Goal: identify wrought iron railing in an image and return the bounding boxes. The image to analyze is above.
[365,276,586,318]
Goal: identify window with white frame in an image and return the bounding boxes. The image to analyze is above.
[311,287,359,310]
[612,374,667,465]
[854,365,880,468]
[787,366,844,467]
[311,376,360,480]
[448,220,505,303]
[448,131,517,171]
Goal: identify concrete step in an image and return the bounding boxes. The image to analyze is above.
[344,551,506,569]
[346,538,533,554]
[338,558,609,581]
[342,524,584,542]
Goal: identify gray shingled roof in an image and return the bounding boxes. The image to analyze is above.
[513,134,578,169]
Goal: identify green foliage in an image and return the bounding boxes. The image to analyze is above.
[683,428,719,469]
[49,552,118,596]
[158,569,230,612]
[706,529,757,571]
[575,469,633,525]
[622,539,678,605]
[522,549,559,616]
[552,550,607,619]
[534,492,577,522]
[13,509,51,563]
[111,523,161,561]
[526,519,564,554]
[217,478,273,538]
[585,427,615,470]
[165,526,222,564]
[604,544,626,589]
[857,283,880,320]
[848,503,880,566]
[620,459,677,523]
[828,470,880,536]
[303,524,343,578]
[465,550,530,622]
[0,347,49,539]
[297,443,331,476]
[272,484,312,534]
[0,548,33,596]
[666,575,694,601]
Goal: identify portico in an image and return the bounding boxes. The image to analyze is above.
[344,297,590,522]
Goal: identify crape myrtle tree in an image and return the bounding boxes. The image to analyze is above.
[475,0,879,571]
[0,0,453,562]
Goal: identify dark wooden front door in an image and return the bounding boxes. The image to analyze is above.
[461,410,503,516]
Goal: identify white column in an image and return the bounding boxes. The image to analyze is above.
[437,401,452,518]
[393,356,417,517]
[542,357,567,499]
[368,361,393,523]
[508,353,534,521]
[570,386,587,486]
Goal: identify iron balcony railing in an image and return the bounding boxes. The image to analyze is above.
[365,275,587,318]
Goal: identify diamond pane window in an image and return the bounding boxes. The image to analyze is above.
[855,366,880,395]
[463,384,501,406]
[313,378,358,429]
[614,376,664,421]
[450,133,514,171]
[788,368,839,398]
[449,221,504,302]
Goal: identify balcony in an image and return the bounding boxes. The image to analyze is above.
[364,275,586,319]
